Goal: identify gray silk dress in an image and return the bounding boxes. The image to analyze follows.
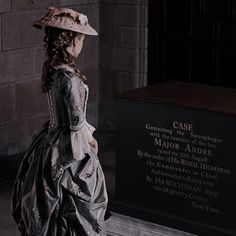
[12,65,108,236]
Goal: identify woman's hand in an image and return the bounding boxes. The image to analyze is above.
[89,136,98,155]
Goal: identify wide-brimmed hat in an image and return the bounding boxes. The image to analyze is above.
[33,7,97,36]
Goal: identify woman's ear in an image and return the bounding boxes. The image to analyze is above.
[73,37,76,47]
[78,33,85,41]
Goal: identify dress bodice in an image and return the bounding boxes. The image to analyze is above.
[46,66,89,131]
[45,64,96,162]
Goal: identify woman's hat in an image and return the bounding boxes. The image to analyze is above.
[33,7,97,36]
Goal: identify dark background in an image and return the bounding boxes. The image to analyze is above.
[149,0,236,88]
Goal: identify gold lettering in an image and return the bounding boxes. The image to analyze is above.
[184,144,212,157]
[173,121,193,131]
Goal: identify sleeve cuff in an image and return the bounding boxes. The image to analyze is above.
[84,121,96,137]
[70,121,96,161]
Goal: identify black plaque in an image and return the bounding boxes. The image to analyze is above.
[115,82,236,236]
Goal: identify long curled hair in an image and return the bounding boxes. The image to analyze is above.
[42,27,82,93]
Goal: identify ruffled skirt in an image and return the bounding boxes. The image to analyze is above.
[12,121,108,236]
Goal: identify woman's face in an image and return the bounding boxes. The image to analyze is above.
[66,34,85,58]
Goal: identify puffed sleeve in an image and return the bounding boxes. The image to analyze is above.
[62,72,96,160]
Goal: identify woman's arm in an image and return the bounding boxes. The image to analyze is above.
[89,136,98,155]
[62,71,98,154]
[62,73,86,131]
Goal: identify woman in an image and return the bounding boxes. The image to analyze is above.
[12,7,108,236]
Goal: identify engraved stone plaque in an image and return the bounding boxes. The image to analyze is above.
[115,82,236,236]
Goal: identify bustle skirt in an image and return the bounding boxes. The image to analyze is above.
[12,121,108,236]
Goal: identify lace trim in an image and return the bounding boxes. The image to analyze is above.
[52,64,75,72]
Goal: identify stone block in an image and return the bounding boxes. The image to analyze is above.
[86,102,98,128]
[60,0,88,6]
[12,0,60,11]
[0,49,34,84]
[136,72,147,87]
[73,4,99,32]
[2,10,45,51]
[99,68,118,100]
[100,4,119,47]
[0,17,1,51]
[99,46,115,70]
[115,71,134,93]
[33,46,46,76]
[138,49,148,74]
[100,3,115,27]
[141,27,148,49]
[100,24,119,47]
[99,70,147,105]
[0,0,10,13]
[0,115,48,156]
[7,115,49,155]
[102,71,145,95]
[0,85,14,124]
[83,68,99,103]
[115,4,148,27]
[76,37,98,69]
[100,0,117,3]
[112,48,147,73]
[112,48,138,72]
[0,125,9,155]
[16,78,48,120]
[128,48,148,74]
[120,26,148,49]
[141,5,148,27]
[117,71,147,90]
[98,100,116,132]
[116,0,148,5]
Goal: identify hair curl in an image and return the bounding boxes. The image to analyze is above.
[41,27,82,93]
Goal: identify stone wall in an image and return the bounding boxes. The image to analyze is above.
[0,0,99,156]
[99,0,148,145]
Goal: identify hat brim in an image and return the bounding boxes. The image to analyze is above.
[33,17,98,36]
